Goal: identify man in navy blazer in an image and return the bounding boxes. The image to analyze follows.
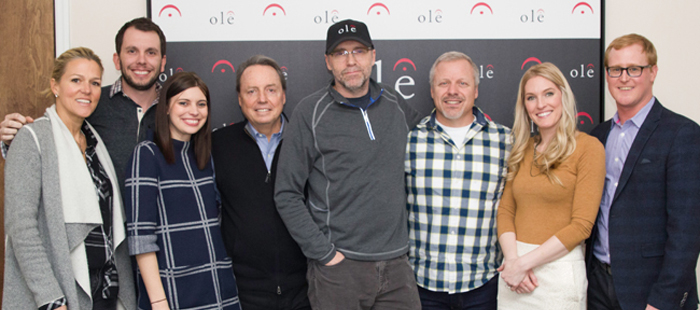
[586,33,700,310]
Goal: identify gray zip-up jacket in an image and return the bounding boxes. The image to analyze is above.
[275,79,422,265]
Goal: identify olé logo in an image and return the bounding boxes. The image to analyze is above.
[367,3,390,16]
[314,10,339,24]
[158,4,182,18]
[572,2,594,15]
[520,57,542,70]
[337,24,357,35]
[418,9,443,23]
[263,3,286,17]
[210,11,235,25]
[577,112,594,125]
[470,2,494,15]
[521,8,544,23]
[570,63,595,79]
[211,60,235,73]
[480,64,494,79]
[158,67,184,82]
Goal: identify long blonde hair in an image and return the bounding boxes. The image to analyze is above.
[507,62,578,185]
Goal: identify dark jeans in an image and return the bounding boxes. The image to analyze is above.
[587,257,623,310]
[238,283,311,310]
[417,275,498,310]
[307,254,421,310]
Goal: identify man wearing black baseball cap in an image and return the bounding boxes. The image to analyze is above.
[275,19,423,309]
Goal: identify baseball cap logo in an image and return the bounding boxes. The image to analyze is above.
[572,2,594,14]
[158,4,182,17]
[520,57,542,70]
[393,58,417,72]
[470,2,493,15]
[577,112,594,125]
[263,3,286,16]
[367,3,390,16]
[211,60,235,73]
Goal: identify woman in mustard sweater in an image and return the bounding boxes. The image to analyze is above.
[497,62,605,309]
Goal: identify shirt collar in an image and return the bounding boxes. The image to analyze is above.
[245,117,285,138]
[109,77,162,105]
[612,96,656,128]
[426,106,489,130]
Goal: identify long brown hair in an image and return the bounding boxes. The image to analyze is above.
[154,72,211,170]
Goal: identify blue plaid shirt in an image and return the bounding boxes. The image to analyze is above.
[405,107,511,293]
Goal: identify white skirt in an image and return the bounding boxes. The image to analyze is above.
[497,241,587,310]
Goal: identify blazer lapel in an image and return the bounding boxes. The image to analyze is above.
[612,100,662,204]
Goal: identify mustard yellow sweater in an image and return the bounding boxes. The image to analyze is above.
[497,132,606,251]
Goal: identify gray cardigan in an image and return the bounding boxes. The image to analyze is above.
[3,117,136,310]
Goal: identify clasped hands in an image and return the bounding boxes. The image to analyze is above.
[497,257,539,294]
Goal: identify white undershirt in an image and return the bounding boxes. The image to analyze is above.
[436,119,472,146]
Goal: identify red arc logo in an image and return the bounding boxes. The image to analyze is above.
[159,4,182,17]
[577,112,594,124]
[470,2,493,15]
[572,2,594,14]
[393,58,417,71]
[367,3,390,15]
[211,60,235,73]
[520,57,542,70]
[263,4,286,16]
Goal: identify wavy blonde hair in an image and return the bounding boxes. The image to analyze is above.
[507,62,578,185]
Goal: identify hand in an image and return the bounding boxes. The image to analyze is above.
[498,257,528,289]
[514,269,539,294]
[325,251,345,266]
[0,113,33,146]
[56,306,67,310]
[645,305,659,310]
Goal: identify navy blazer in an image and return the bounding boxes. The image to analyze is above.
[586,99,700,310]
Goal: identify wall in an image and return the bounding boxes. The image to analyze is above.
[68,0,145,84]
[66,0,700,301]
[604,1,700,122]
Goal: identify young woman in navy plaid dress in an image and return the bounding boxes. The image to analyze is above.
[124,72,241,310]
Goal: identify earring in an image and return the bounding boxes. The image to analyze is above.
[54,93,58,98]
[530,119,536,136]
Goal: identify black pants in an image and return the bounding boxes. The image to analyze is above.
[238,283,311,310]
[587,257,623,310]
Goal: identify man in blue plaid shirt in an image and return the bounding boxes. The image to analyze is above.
[405,51,511,309]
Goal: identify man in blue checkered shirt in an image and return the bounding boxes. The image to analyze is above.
[405,51,512,310]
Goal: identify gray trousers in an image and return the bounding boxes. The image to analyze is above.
[307,254,421,310]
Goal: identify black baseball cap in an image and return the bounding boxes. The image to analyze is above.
[325,19,373,54]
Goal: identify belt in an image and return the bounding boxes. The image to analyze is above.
[595,257,613,276]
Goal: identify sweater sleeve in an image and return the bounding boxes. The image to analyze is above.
[124,142,161,255]
[274,102,336,265]
[497,179,517,238]
[554,135,606,251]
[4,126,65,306]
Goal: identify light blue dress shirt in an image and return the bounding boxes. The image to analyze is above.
[245,118,285,171]
[593,97,655,264]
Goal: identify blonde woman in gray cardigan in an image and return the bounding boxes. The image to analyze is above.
[3,47,136,310]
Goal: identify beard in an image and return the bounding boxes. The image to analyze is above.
[120,60,160,91]
[335,68,370,95]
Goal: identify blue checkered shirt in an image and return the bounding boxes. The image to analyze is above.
[406,107,511,293]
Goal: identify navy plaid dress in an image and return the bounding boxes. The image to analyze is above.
[125,139,240,310]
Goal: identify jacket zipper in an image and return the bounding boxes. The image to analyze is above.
[360,108,376,141]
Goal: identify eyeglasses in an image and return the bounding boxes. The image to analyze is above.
[606,65,652,78]
[329,47,372,58]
